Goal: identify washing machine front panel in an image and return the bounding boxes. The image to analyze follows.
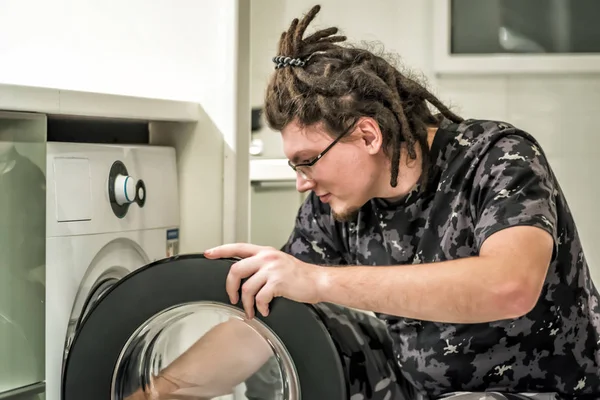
[46,142,179,238]
[46,228,175,400]
[46,141,181,400]
[62,255,347,400]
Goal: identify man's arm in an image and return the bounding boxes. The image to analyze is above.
[318,133,557,323]
[317,225,554,323]
[207,133,559,323]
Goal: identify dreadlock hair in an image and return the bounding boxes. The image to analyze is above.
[264,4,463,188]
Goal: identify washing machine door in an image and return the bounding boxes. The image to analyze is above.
[62,254,413,400]
[61,254,346,400]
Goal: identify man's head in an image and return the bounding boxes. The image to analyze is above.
[264,5,462,221]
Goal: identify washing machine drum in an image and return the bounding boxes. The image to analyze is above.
[62,255,415,400]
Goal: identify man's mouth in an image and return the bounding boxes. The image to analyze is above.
[318,193,331,203]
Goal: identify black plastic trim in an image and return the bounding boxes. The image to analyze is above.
[107,161,130,218]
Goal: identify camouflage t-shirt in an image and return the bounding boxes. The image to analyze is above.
[281,118,600,398]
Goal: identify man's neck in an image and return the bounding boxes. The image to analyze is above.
[375,127,437,201]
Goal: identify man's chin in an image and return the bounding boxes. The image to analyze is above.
[331,206,359,222]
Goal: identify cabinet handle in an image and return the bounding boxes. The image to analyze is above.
[251,180,297,190]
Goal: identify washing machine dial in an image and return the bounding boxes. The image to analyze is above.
[114,174,137,206]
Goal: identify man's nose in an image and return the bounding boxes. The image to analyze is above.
[296,174,315,193]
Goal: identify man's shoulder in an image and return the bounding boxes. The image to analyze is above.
[442,118,539,151]
[435,118,545,173]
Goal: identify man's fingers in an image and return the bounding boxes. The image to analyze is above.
[255,283,276,317]
[205,243,278,319]
[204,243,265,259]
[226,258,261,304]
[240,272,268,319]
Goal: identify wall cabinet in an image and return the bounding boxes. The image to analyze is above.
[433,0,600,74]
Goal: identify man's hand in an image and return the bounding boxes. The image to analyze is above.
[204,244,324,319]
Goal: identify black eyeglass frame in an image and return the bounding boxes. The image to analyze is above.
[287,124,355,179]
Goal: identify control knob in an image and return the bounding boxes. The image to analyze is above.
[114,174,137,206]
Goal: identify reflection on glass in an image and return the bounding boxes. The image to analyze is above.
[0,112,46,398]
[451,0,600,54]
[115,303,299,400]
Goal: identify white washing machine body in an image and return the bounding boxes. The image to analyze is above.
[45,142,179,400]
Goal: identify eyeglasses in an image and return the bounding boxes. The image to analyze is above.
[287,124,354,181]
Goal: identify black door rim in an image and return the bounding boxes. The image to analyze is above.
[61,253,346,399]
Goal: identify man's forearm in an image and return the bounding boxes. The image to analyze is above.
[317,255,539,323]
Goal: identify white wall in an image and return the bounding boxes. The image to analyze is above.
[0,0,219,102]
[250,0,600,283]
[0,0,251,246]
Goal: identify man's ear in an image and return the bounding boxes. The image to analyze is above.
[355,117,383,155]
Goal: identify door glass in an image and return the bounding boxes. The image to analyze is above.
[450,0,600,54]
[0,112,46,397]
[113,303,299,400]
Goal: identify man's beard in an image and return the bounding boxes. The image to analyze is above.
[332,207,360,222]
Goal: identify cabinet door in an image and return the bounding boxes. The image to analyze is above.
[250,182,305,249]
[435,0,600,73]
[450,0,600,54]
[0,111,46,398]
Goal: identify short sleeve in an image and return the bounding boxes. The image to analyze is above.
[281,192,346,265]
[471,134,558,252]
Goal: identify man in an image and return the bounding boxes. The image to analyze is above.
[204,4,600,400]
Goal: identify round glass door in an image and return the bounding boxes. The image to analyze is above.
[114,302,299,400]
[62,255,346,400]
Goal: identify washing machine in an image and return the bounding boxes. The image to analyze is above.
[46,143,415,400]
[45,142,181,400]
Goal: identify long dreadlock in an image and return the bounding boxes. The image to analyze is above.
[264,4,463,187]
